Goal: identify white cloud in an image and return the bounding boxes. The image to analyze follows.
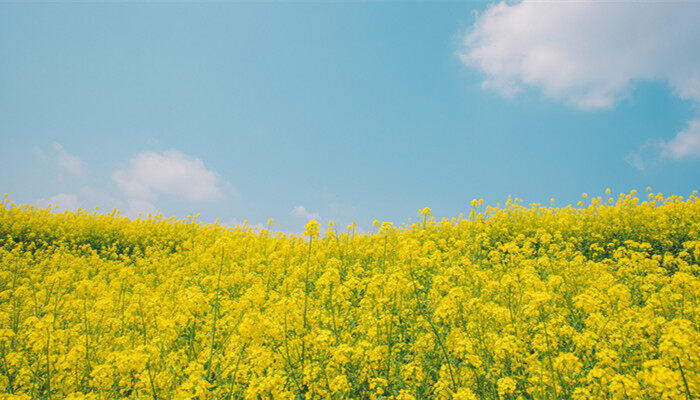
[661,119,700,160]
[459,1,700,162]
[113,149,225,202]
[291,205,320,220]
[37,193,78,211]
[228,218,266,230]
[125,198,158,217]
[624,151,646,172]
[624,138,664,171]
[625,119,700,171]
[460,1,700,109]
[53,142,86,177]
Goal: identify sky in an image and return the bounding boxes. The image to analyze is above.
[1,1,699,233]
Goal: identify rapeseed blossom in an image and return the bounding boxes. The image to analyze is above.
[0,190,698,399]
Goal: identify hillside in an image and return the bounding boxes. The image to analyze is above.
[0,192,698,400]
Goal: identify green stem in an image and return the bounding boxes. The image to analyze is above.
[206,249,225,379]
[301,236,313,378]
[677,357,693,400]
[408,270,458,392]
[45,323,51,400]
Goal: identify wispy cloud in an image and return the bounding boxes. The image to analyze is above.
[661,120,700,160]
[53,142,86,177]
[37,193,78,211]
[626,120,700,170]
[228,218,266,231]
[291,205,320,220]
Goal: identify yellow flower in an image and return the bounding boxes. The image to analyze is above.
[303,219,320,237]
[497,377,518,398]
[0,189,697,399]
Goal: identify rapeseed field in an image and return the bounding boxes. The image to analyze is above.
[0,190,698,400]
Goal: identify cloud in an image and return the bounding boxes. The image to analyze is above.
[459,1,700,110]
[291,205,320,220]
[624,139,661,171]
[37,193,78,211]
[661,119,700,160]
[125,198,158,217]
[460,1,700,164]
[53,142,86,177]
[625,119,700,170]
[624,151,646,172]
[229,218,266,230]
[113,149,226,203]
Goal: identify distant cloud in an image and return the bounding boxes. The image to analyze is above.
[113,149,227,203]
[291,205,320,220]
[661,120,700,160]
[229,218,266,230]
[624,151,647,172]
[460,1,700,168]
[53,142,86,177]
[626,119,700,170]
[37,193,78,211]
[125,198,158,217]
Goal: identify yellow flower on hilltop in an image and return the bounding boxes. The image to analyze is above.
[303,219,320,237]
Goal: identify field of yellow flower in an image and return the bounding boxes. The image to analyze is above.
[0,190,698,400]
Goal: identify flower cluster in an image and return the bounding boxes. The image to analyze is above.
[0,190,698,399]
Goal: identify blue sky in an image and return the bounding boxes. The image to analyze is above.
[1,2,699,232]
